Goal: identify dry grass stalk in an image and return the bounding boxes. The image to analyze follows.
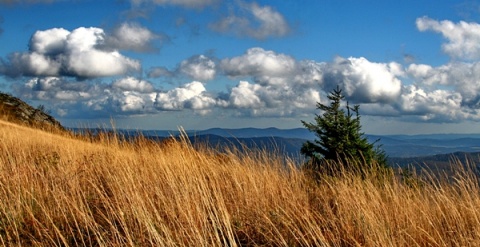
[0,119,480,246]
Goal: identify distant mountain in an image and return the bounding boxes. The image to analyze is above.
[187,134,306,160]
[368,135,480,158]
[129,127,316,140]
[388,152,480,177]
[72,127,480,163]
[187,130,480,159]
[195,127,316,140]
[386,134,480,140]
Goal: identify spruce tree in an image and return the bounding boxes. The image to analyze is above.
[301,86,386,174]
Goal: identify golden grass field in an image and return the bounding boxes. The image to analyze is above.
[1,119,480,246]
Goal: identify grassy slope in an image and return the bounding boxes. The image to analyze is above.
[1,119,480,246]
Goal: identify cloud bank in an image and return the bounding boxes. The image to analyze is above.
[5,14,480,125]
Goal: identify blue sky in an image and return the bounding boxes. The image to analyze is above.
[1,0,480,134]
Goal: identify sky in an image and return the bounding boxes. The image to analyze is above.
[1,0,480,134]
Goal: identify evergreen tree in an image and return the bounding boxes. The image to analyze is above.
[301,86,387,174]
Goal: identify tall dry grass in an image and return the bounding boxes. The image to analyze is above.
[1,119,480,246]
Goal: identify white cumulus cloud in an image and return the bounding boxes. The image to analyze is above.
[224,80,321,117]
[179,55,216,81]
[210,2,290,39]
[416,16,480,60]
[322,57,403,103]
[220,47,297,85]
[154,81,217,111]
[29,28,69,55]
[3,52,61,76]
[216,48,405,117]
[1,26,141,78]
[228,81,264,109]
[19,77,97,105]
[112,77,155,93]
[17,76,157,116]
[407,62,480,106]
[64,27,141,78]
[105,22,160,52]
[396,85,468,121]
[108,91,155,113]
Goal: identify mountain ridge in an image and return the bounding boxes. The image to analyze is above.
[70,126,480,159]
[0,92,64,130]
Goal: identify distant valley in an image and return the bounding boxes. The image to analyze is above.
[73,127,480,167]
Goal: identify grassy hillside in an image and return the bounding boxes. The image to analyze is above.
[1,120,480,246]
[0,92,63,131]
